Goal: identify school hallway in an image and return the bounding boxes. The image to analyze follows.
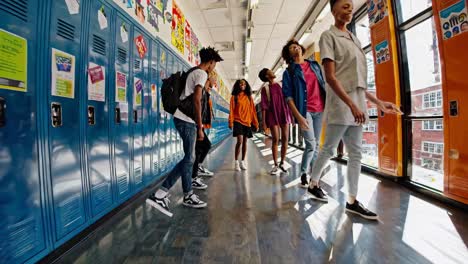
[48,135,468,264]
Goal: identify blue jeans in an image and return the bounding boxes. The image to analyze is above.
[300,112,323,175]
[161,117,197,194]
[310,124,363,196]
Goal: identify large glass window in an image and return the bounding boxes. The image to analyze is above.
[356,14,371,47]
[396,1,444,191]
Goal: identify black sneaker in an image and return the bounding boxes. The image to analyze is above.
[300,174,309,188]
[146,195,173,217]
[192,177,208,190]
[278,162,288,173]
[307,186,328,202]
[345,200,378,220]
[183,193,207,208]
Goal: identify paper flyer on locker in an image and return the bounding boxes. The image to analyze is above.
[88,62,106,102]
[0,29,27,92]
[51,48,75,98]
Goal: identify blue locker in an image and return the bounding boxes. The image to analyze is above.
[166,54,175,167]
[0,1,50,263]
[150,40,160,179]
[131,29,147,191]
[85,0,114,219]
[142,37,152,186]
[47,0,87,243]
[112,15,132,202]
[158,45,168,173]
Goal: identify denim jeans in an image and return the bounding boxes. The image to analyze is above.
[161,117,197,194]
[310,124,363,196]
[300,112,323,175]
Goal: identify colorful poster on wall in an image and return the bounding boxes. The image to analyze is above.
[88,63,106,102]
[116,71,127,103]
[185,20,192,62]
[439,0,468,40]
[135,1,146,24]
[367,0,388,27]
[191,32,200,65]
[147,0,159,31]
[134,34,147,58]
[375,40,390,64]
[134,77,143,106]
[0,29,27,92]
[51,48,75,98]
[171,1,185,54]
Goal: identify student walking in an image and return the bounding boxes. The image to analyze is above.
[307,0,402,220]
[258,68,293,175]
[281,39,327,188]
[228,79,259,171]
[146,47,223,217]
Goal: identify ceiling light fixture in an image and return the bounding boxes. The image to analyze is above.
[245,40,252,67]
[299,30,311,45]
[249,0,259,9]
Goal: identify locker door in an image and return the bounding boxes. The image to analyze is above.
[142,36,152,185]
[166,54,175,167]
[131,29,146,190]
[150,41,160,179]
[175,61,182,161]
[86,0,113,218]
[112,16,131,202]
[158,46,168,173]
[0,0,49,262]
[48,1,86,242]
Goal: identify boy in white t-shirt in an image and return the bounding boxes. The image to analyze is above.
[147,47,223,217]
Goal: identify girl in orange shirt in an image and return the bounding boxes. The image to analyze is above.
[229,79,259,171]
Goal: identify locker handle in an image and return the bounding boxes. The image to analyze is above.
[51,102,62,127]
[115,107,121,124]
[88,106,95,126]
[133,110,138,123]
[0,97,5,127]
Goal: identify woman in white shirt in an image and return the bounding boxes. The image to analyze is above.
[306,0,402,220]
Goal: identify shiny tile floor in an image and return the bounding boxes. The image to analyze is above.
[54,135,468,264]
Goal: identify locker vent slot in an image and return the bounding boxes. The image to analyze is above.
[92,35,106,56]
[117,172,128,195]
[3,216,37,262]
[0,0,27,22]
[117,48,127,64]
[134,59,141,71]
[57,19,75,41]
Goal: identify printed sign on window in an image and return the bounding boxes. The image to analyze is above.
[440,0,468,40]
[375,40,390,64]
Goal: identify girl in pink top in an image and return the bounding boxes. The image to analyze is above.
[259,68,293,175]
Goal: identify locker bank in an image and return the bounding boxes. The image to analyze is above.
[1,0,468,263]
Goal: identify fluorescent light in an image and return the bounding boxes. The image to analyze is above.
[250,0,259,9]
[245,40,252,67]
[274,67,282,76]
[244,72,249,79]
[299,32,311,44]
[317,5,331,21]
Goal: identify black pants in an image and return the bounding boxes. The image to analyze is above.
[192,130,212,178]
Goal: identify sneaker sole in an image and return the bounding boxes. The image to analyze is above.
[192,185,208,190]
[146,199,173,217]
[183,202,207,208]
[345,208,379,220]
[299,183,309,189]
[198,173,214,177]
[309,195,329,202]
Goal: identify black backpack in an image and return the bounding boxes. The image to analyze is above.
[161,67,199,118]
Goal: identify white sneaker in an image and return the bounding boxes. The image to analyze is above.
[198,165,214,177]
[240,160,247,170]
[270,165,280,175]
[235,160,241,171]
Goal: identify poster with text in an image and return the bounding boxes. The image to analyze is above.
[134,34,148,58]
[0,29,27,92]
[185,20,192,62]
[51,48,75,98]
[88,63,106,102]
[171,0,185,54]
[367,0,388,27]
[116,71,127,103]
[375,40,390,64]
[134,77,143,106]
[440,0,468,40]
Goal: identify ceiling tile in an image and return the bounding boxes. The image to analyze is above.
[197,0,229,10]
[276,0,312,24]
[251,24,274,39]
[251,38,268,61]
[210,27,234,42]
[252,1,282,25]
[203,8,232,27]
[270,23,296,38]
[229,0,247,8]
[231,8,246,26]
[233,26,246,41]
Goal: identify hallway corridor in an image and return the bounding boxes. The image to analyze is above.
[52,135,468,264]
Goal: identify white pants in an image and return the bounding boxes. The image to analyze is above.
[310,124,363,196]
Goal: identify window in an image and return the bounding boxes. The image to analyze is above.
[355,13,371,48]
[363,121,377,133]
[422,90,442,109]
[397,1,432,23]
[422,120,443,131]
[422,141,444,154]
